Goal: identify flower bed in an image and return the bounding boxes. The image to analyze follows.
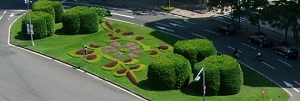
[150,50,158,55]
[104,61,118,67]
[89,43,100,48]
[135,36,144,41]
[159,45,169,50]
[122,31,134,36]
[75,49,93,55]
[86,54,97,60]
[115,28,121,33]
[123,58,132,63]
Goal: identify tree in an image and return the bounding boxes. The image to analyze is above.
[263,0,299,40]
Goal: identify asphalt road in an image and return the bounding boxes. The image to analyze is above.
[63,1,300,101]
[0,2,145,101]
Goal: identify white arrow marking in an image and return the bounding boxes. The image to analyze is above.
[203,29,220,35]
[262,62,275,69]
[190,33,206,38]
[283,81,299,92]
[167,19,182,23]
[277,59,292,67]
[8,13,14,20]
[227,46,242,53]
[155,22,170,27]
[111,13,134,18]
[241,43,257,50]
[294,81,300,86]
[169,22,187,28]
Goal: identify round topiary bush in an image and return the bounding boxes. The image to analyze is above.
[22,11,54,39]
[62,10,80,34]
[79,9,99,34]
[193,55,243,95]
[174,38,217,69]
[32,1,55,20]
[147,53,192,90]
[51,1,64,23]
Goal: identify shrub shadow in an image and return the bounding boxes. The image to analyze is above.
[54,28,67,35]
[179,81,202,96]
[138,79,159,91]
[14,31,30,40]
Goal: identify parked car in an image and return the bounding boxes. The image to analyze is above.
[275,42,298,59]
[215,24,237,35]
[248,35,273,47]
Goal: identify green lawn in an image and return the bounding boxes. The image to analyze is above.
[11,17,289,101]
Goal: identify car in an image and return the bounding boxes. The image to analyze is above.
[248,35,273,47]
[275,42,298,59]
[106,9,112,16]
[215,24,237,35]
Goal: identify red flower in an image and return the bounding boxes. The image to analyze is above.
[110,37,120,40]
[122,31,134,36]
[150,50,158,55]
[123,58,132,63]
[89,43,100,48]
[117,68,127,74]
[86,55,97,60]
[129,65,140,70]
[135,36,144,40]
[159,45,169,50]
[104,61,118,67]
[75,49,93,55]
[115,29,121,33]
[127,72,138,85]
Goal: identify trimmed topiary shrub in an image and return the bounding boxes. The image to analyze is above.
[32,1,55,20]
[193,55,243,95]
[147,53,192,90]
[22,11,54,39]
[51,1,64,23]
[89,7,106,21]
[174,38,217,69]
[79,9,99,34]
[62,10,80,34]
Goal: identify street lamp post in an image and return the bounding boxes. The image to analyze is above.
[25,0,34,46]
[194,66,206,101]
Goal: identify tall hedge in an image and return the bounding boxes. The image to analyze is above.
[89,7,107,21]
[193,55,243,95]
[79,9,99,34]
[173,38,217,68]
[147,53,192,90]
[22,11,54,39]
[62,10,80,34]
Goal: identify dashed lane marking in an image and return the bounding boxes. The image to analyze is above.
[212,17,230,24]
[155,22,170,27]
[294,81,300,86]
[277,59,292,67]
[203,29,220,35]
[0,10,7,20]
[241,43,256,50]
[167,19,182,24]
[227,46,242,53]
[262,62,276,69]
[190,33,206,38]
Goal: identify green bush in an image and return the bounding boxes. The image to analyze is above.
[79,9,99,34]
[22,11,54,39]
[173,38,217,68]
[193,55,243,95]
[32,1,55,20]
[89,7,106,21]
[51,1,64,23]
[147,53,192,90]
[62,10,80,34]
[161,6,175,11]
[218,55,243,95]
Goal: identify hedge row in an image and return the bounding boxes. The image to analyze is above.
[62,6,99,34]
[147,53,192,90]
[22,11,54,39]
[33,0,64,23]
[193,55,243,95]
[173,38,217,69]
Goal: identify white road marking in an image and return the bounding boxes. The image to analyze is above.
[157,29,186,39]
[8,13,14,20]
[156,26,174,32]
[105,17,136,25]
[262,62,276,69]
[277,59,292,67]
[169,22,187,28]
[212,17,230,24]
[190,33,206,38]
[155,22,170,27]
[0,10,7,20]
[241,43,256,50]
[295,81,300,86]
[227,46,242,53]
[283,81,299,92]
[167,19,182,23]
[183,19,197,25]
[111,13,134,18]
[203,29,220,35]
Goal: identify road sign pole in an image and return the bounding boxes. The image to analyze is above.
[203,67,205,101]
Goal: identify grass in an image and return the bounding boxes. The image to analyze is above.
[11,16,289,101]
